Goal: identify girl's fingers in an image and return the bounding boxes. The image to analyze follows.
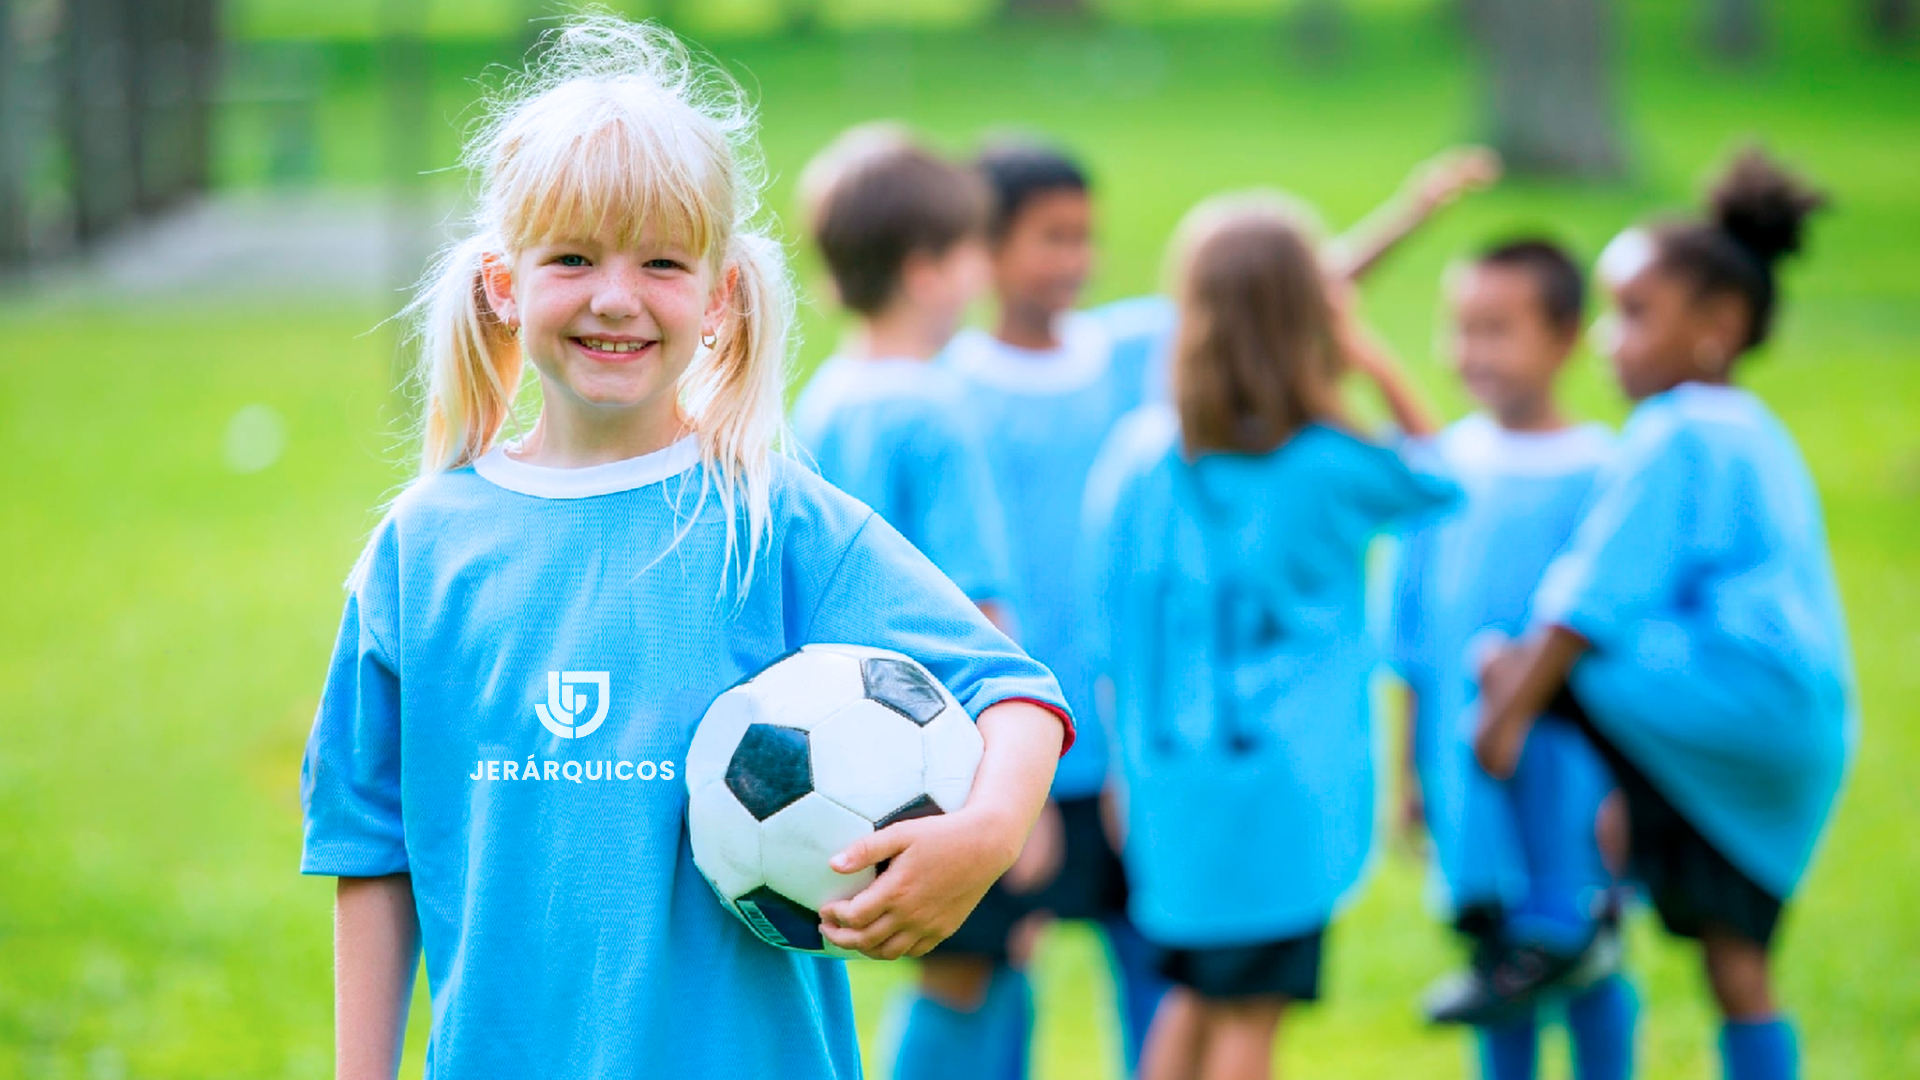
[829,822,915,875]
[869,930,919,962]
[823,911,904,954]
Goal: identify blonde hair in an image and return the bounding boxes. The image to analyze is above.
[1167,192,1344,455]
[400,13,795,587]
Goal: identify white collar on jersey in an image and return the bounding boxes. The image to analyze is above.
[944,313,1112,394]
[472,433,701,499]
[1441,413,1613,476]
[1665,381,1760,424]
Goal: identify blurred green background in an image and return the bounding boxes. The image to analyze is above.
[2,0,1915,1077]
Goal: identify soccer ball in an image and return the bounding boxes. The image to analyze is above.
[685,643,984,956]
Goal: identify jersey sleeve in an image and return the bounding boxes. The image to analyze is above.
[1351,432,1461,531]
[792,491,1074,752]
[299,522,408,877]
[1532,414,1699,648]
[904,412,1014,605]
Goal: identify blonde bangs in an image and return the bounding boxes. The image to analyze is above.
[488,84,728,260]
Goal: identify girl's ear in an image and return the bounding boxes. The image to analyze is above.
[703,263,741,336]
[480,253,517,327]
[1700,290,1749,363]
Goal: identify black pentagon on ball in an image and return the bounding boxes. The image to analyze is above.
[725,723,813,821]
[862,658,946,726]
[875,793,944,830]
[735,885,825,952]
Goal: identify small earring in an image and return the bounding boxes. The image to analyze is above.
[701,331,718,349]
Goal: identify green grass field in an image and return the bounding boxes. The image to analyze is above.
[3,3,1916,1076]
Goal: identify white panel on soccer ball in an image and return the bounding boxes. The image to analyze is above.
[740,649,866,731]
[759,791,877,913]
[811,699,929,821]
[921,706,984,813]
[687,780,764,900]
[684,692,767,794]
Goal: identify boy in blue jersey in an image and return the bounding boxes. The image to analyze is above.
[1476,150,1851,1080]
[793,133,1059,1080]
[1392,240,1638,1079]
[792,137,1010,624]
[942,140,1500,1076]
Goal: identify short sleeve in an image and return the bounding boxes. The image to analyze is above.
[798,504,1074,753]
[1344,431,1461,533]
[1533,417,1698,646]
[300,530,408,877]
[905,415,1014,605]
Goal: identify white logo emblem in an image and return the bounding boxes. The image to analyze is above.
[535,671,611,739]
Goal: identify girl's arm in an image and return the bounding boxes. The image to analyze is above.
[335,874,420,1080]
[1473,625,1591,780]
[818,699,1063,959]
[1331,146,1502,281]
[1331,292,1440,438]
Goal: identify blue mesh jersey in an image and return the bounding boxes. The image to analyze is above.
[942,296,1175,797]
[1082,408,1459,946]
[1389,416,1617,915]
[791,356,1012,605]
[299,437,1071,1079]
[1534,383,1856,899]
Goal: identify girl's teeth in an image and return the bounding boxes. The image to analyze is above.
[581,338,647,353]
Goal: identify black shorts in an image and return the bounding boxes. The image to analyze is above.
[930,876,1035,962]
[1032,794,1131,922]
[1547,687,1785,948]
[1155,928,1326,1002]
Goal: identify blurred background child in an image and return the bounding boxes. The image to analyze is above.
[790,131,1058,1080]
[1081,193,1456,1080]
[1391,238,1637,1079]
[1475,149,1853,1080]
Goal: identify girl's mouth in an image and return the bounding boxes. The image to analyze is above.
[572,336,658,362]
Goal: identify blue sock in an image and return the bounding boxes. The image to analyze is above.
[1566,975,1638,1080]
[1477,1015,1539,1080]
[887,968,1033,1080]
[1098,915,1170,1074]
[1720,1016,1796,1080]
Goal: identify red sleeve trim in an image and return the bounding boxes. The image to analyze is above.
[996,697,1076,757]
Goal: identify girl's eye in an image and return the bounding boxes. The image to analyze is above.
[645,258,685,271]
[553,253,589,267]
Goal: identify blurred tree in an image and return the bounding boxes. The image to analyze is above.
[58,0,138,243]
[1001,0,1089,17]
[1289,0,1349,65]
[1867,0,1915,44]
[1,0,23,272]
[1705,0,1765,60]
[1474,0,1625,178]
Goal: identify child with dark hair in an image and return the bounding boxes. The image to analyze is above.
[1475,149,1853,1080]
[1082,193,1457,1080]
[1393,236,1638,1079]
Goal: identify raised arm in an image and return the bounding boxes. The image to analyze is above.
[1332,146,1502,281]
[335,873,420,1080]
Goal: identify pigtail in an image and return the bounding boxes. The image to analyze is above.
[408,233,526,475]
[679,230,797,591]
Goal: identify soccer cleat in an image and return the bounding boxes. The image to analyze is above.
[1422,939,1593,1027]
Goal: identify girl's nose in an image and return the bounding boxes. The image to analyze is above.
[590,265,646,320]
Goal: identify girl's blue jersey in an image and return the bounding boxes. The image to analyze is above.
[1534,383,1855,898]
[942,296,1174,798]
[1083,409,1458,946]
[792,356,1013,605]
[1390,416,1616,911]
[300,438,1069,1078]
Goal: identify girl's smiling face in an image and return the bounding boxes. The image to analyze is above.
[485,221,733,434]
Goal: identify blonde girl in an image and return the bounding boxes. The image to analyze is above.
[299,16,1070,1077]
